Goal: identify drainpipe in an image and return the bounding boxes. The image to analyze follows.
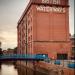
[26,16,28,75]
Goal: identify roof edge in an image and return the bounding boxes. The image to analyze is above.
[17,0,69,28]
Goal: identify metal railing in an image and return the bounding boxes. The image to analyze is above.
[0,54,48,61]
[45,59,75,69]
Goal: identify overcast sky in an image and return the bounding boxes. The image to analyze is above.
[0,0,74,50]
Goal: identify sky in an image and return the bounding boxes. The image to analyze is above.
[0,0,74,50]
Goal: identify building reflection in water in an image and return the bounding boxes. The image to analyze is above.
[0,64,18,75]
[0,63,48,75]
[0,62,2,69]
[17,66,48,75]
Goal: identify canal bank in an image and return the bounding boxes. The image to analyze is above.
[16,60,75,75]
[0,61,74,75]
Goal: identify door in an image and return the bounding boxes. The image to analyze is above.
[57,54,68,60]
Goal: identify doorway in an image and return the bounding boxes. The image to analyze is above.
[57,54,68,60]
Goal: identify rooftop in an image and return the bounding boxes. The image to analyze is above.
[17,0,69,27]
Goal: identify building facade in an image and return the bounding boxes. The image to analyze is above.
[70,35,75,59]
[17,0,71,60]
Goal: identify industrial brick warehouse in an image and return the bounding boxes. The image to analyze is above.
[17,0,71,60]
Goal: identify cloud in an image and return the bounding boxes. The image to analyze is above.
[0,30,6,42]
[0,30,17,50]
[0,36,5,41]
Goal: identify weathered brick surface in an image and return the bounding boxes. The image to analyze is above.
[17,0,71,59]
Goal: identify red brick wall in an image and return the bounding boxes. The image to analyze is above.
[17,0,71,59]
[32,2,71,59]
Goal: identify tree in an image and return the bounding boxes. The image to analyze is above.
[14,47,17,54]
[0,48,3,55]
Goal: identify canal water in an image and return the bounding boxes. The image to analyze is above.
[0,64,48,75]
[0,64,18,75]
[0,60,71,75]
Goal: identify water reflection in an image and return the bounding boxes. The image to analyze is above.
[17,66,48,75]
[0,64,48,75]
[0,64,18,75]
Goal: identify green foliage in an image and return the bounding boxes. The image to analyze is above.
[0,48,3,55]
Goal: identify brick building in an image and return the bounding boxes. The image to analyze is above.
[3,49,13,55]
[70,34,75,59]
[17,0,71,60]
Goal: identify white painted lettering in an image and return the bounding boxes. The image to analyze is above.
[42,0,49,3]
[36,6,65,13]
[42,0,61,5]
[53,0,60,4]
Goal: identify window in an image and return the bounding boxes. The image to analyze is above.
[28,37,30,41]
[30,17,32,22]
[27,11,30,18]
[57,54,68,60]
[72,47,75,51]
[28,28,30,34]
[31,26,32,31]
[28,43,30,49]
[28,19,30,26]
[31,35,32,40]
